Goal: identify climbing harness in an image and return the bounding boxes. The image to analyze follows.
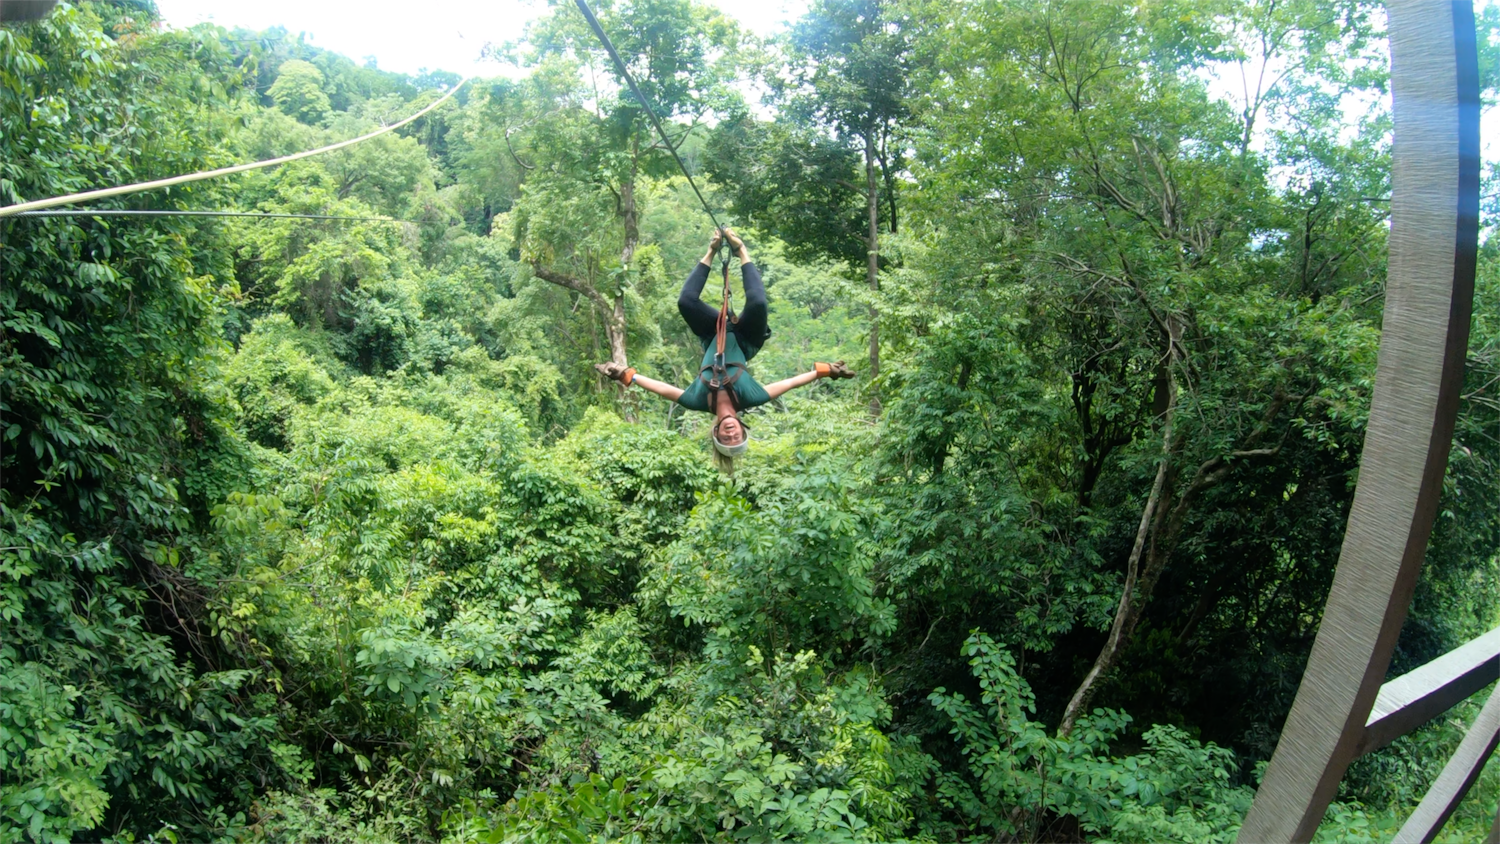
[702,255,745,412]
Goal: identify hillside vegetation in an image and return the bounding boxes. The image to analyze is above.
[2,1,1498,841]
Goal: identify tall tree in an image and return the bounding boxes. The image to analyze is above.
[897,0,1389,735]
[514,0,739,381]
[712,0,913,411]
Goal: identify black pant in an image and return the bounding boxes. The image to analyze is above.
[677,261,769,349]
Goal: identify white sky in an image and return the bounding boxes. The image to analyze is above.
[154,0,811,78]
[154,1,1495,161]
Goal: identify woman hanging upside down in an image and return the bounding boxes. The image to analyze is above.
[596,229,855,470]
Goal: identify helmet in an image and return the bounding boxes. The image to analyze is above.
[712,416,750,458]
[713,434,750,458]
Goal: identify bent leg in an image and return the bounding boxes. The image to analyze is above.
[677,261,720,340]
[735,261,769,347]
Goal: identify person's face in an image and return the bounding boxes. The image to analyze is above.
[716,416,745,445]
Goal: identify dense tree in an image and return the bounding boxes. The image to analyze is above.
[894,0,1390,736]
[511,0,741,379]
[268,59,332,125]
[709,0,915,407]
[0,6,279,839]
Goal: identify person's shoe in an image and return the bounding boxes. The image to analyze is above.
[816,361,856,379]
[594,362,635,384]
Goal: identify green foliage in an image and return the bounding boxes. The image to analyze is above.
[644,471,896,661]
[0,5,282,840]
[711,0,915,269]
[930,632,1251,843]
[885,0,1395,745]
[225,315,340,448]
[268,59,331,125]
[477,774,656,844]
[6,1,1496,842]
[706,116,866,267]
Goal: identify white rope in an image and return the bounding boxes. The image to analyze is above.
[0,77,470,218]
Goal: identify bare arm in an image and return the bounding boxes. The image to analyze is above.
[596,362,684,402]
[765,362,855,399]
[631,373,684,402]
[763,370,821,401]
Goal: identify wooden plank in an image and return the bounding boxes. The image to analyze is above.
[1359,627,1500,757]
[1393,682,1500,844]
[1234,2,1480,841]
[0,1,59,24]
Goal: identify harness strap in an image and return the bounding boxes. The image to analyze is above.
[700,360,746,412]
[706,234,741,413]
[715,255,730,357]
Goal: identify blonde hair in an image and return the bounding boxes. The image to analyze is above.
[710,416,747,473]
[712,444,735,474]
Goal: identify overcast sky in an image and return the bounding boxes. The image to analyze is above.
[153,0,810,78]
[149,2,1497,161]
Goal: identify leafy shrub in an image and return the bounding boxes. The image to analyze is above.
[931,632,1253,843]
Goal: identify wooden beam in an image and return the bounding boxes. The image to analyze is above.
[1235,2,1480,841]
[1359,627,1500,757]
[1393,682,1500,844]
[0,1,58,23]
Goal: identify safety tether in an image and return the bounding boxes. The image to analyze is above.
[703,254,745,410]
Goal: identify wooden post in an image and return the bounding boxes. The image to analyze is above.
[1358,627,1500,757]
[0,1,58,23]
[1235,2,1480,841]
[1392,683,1500,844]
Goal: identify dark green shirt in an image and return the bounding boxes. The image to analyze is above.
[676,332,771,412]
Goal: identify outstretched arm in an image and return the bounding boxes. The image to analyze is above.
[763,370,821,401]
[595,362,683,402]
[631,373,684,402]
[764,361,856,400]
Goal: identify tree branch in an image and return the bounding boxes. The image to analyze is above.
[533,263,610,314]
[505,130,535,171]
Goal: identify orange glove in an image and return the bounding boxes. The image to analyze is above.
[594,362,635,385]
[816,361,855,379]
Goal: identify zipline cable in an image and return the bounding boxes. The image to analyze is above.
[15,210,398,222]
[0,77,470,219]
[572,0,724,234]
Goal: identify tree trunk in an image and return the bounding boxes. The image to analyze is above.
[613,142,641,421]
[1058,367,1176,736]
[1058,319,1290,735]
[615,173,636,370]
[878,125,899,234]
[621,136,640,272]
[532,263,631,417]
[864,135,881,415]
